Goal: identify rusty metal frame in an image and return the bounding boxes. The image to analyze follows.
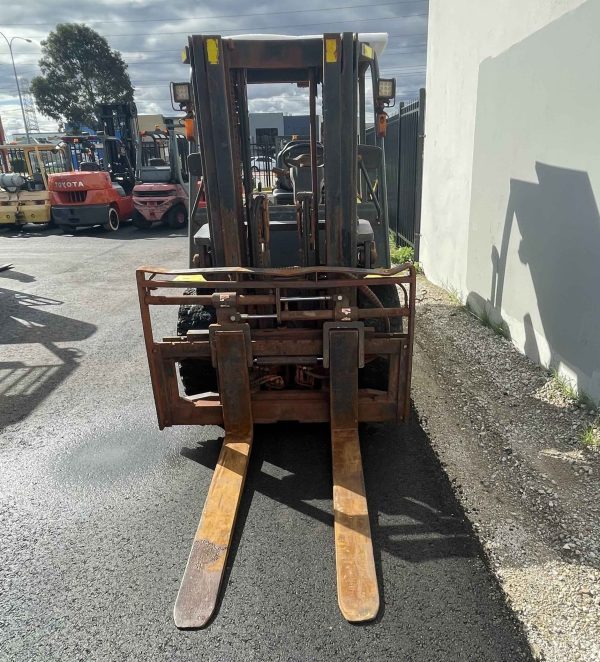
[136,263,415,430]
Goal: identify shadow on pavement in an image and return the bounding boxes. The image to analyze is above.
[0,282,97,427]
[0,223,187,241]
[180,416,532,658]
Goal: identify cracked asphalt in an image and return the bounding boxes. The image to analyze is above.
[0,224,533,661]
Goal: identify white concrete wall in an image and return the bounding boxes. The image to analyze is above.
[420,0,600,401]
[248,113,284,143]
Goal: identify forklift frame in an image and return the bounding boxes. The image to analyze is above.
[138,33,414,628]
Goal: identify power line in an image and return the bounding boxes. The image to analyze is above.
[100,15,428,38]
[0,37,427,62]
[0,38,427,58]
[0,0,428,27]
[2,42,428,67]
[1,50,428,67]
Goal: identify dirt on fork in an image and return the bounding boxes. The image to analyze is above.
[411,276,599,662]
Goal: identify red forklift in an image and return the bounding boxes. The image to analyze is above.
[132,117,192,230]
[49,103,138,233]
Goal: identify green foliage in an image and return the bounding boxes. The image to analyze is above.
[445,285,463,306]
[390,243,414,265]
[551,370,580,402]
[30,23,134,130]
[580,424,599,448]
[389,234,422,272]
[464,300,511,339]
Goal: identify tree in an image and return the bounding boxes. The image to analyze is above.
[30,23,134,130]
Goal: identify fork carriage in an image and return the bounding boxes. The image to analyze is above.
[137,264,415,428]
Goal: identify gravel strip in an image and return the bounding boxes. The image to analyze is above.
[411,275,600,662]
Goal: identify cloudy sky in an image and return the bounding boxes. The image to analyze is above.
[0,0,428,138]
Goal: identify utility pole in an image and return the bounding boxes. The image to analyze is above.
[0,32,33,143]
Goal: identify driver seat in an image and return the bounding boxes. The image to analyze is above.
[289,158,324,202]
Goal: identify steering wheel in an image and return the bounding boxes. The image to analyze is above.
[280,141,324,169]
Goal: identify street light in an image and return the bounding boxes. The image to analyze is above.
[0,32,33,143]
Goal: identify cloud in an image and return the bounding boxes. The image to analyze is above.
[0,0,428,137]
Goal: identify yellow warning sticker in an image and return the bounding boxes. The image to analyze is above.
[325,38,337,63]
[174,274,206,282]
[206,38,219,65]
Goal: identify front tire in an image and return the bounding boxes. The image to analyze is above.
[166,204,187,229]
[177,290,218,395]
[102,207,120,232]
[358,284,403,390]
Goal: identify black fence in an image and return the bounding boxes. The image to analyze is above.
[249,142,277,189]
[367,88,425,259]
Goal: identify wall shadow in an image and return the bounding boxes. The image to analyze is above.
[494,165,600,388]
[0,283,97,427]
[466,0,600,400]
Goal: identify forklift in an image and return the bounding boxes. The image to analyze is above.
[132,118,191,230]
[136,33,415,627]
[0,143,72,227]
[49,103,138,233]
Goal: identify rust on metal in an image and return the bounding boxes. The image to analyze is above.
[137,263,415,429]
[329,328,379,622]
[173,328,253,629]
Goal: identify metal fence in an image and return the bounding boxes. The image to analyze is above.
[367,88,425,259]
[249,142,277,189]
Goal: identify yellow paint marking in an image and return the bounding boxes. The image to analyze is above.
[206,38,219,65]
[173,274,206,282]
[326,38,338,63]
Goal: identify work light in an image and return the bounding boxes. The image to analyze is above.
[171,82,192,105]
[377,78,396,104]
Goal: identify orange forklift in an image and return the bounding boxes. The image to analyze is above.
[49,103,138,233]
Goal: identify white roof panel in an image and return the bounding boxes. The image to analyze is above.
[227,33,388,57]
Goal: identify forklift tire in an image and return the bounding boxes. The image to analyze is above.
[103,207,120,232]
[358,283,403,391]
[167,204,187,229]
[132,211,152,230]
[177,290,218,395]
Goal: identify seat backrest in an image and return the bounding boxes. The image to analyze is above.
[139,165,172,183]
[290,164,324,200]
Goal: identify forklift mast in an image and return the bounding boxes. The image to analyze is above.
[185,33,394,270]
[98,102,138,166]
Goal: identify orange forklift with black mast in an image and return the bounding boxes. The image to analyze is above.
[49,103,138,233]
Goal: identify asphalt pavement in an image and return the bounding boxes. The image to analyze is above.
[0,224,533,661]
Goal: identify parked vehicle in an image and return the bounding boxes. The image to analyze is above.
[0,144,72,227]
[249,155,275,171]
[132,118,190,229]
[48,103,138,233]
